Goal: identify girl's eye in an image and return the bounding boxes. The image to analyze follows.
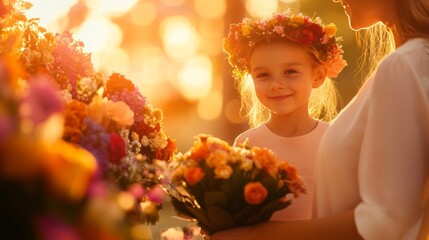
[284,69,298,75]
[255,72,269,79]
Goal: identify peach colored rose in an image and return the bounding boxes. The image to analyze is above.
[184,167,205,186]
[244,182,268,205]
[87,95,134,128]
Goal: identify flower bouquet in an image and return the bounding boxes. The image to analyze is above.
[165,134,306,235]
[0,57,134,240]
[0,0,176,225]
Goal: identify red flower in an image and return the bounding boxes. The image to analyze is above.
[108,132,126,164]
[297,29,314,46]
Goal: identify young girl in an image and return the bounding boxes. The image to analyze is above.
[212,0,429,239]
[222,11,346,221]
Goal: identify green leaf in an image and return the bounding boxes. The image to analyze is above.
[184,205,211,229]
[206,206,236,234]
[170,198,197,220]
[244,200,291,225]
[204,191,229,208]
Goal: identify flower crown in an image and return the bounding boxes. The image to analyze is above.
[223,10,347,78]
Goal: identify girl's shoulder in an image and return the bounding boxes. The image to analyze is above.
[234,124,270,146]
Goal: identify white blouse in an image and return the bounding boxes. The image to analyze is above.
[316,38,429,239]
[235,121,329,221]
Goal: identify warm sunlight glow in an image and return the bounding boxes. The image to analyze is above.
[197,90,223,120]
[194,0,227,19]
[86,0,139,17]
[177,56,212,101]
[26,0,77,32]
[245,0,278,17]
[75,17,123,53]
[161,16,199,61]
[225,98,246,124]
[130,1,158,26]
[280,0,299,3]
[160,0,186,7]
[129,46,171,86]
[93,47,130,75]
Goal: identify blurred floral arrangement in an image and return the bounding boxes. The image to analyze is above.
[165,134,306,235]
[0,0,176,229]
[0,56,136,239]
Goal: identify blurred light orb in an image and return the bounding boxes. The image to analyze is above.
[94,47,130,74]
[161,0,186,7]
[194,0,227,19]
[225,98,246,124]
[130,47,171,87]
[245,0,278,17]
[75,17,123,53]
[130,1,157,26]
[280,0,299,3]
[26,0,77,32]
[130,224,152,240]
[117,191,135,211]
[197,90,222,120]
[141,55,171,86]
[87,0,139,17]
[161,16,199,61]
[177,56,212,101]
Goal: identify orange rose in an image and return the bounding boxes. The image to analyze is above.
[251,148,278,176]
[244,182,267,205]
[184,167,205,186]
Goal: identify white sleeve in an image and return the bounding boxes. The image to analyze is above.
[354,54,429,239]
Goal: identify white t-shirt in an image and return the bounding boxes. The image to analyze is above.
[316,38,429,239]
[235,121,329,221]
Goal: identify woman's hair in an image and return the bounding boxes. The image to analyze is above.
[357,0,429,79]
[223,10,346,128]
[235,43,340,128]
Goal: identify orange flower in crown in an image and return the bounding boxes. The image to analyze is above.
[223,10,347,78]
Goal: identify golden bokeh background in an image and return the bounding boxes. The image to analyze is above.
[26,0,364,152]
[26,0,365,238]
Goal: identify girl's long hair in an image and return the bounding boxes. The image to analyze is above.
[234,45,339,128]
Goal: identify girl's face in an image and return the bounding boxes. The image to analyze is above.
[249,41,325,117]
[335,0,394,30]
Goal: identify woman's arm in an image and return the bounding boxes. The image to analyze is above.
[210,209,362,240]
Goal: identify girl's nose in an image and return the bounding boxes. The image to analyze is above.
[270,77,284,90]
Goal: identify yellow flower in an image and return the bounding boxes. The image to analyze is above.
[0,136,45,180]
[241,24,252,36]
[214,165,233,179]
[44,140,97,201]
[324,24,337,36]
[290,15,305,25]
[206,149,228,168]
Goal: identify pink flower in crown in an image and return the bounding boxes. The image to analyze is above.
[273,25,284,36]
